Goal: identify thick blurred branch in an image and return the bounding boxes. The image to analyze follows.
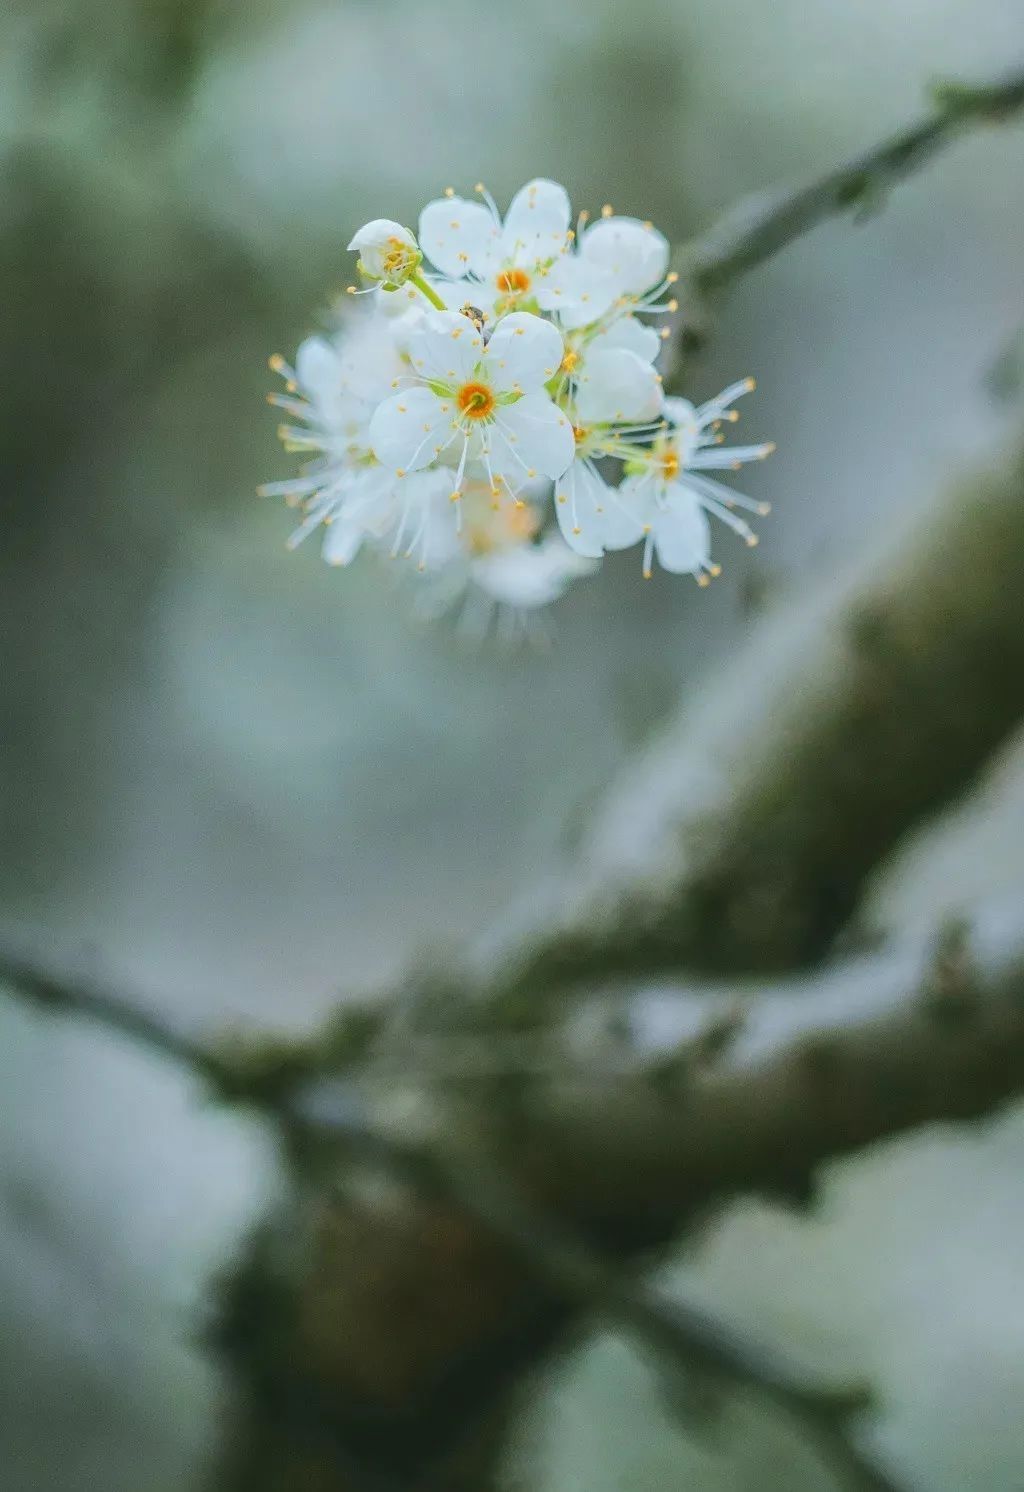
[681,67,1024,296]
[4,912,1024,1488]
[485,440,1024,1011]
[305,1102,899,1492]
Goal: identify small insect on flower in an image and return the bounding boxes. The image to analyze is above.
[261,178,776,636]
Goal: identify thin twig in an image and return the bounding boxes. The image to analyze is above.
[0,948,225,1084]
[682,67,1024,295]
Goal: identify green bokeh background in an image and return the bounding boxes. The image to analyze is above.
[2,3,1024,1488]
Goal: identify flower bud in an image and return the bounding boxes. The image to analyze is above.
[347,219,421,286]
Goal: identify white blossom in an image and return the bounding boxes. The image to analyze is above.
[418,179,578,318]
[262,312,450,567]
[368,309,574,502]
[261,180,776,628]
[348,219,421,286]
[616,382,775,581]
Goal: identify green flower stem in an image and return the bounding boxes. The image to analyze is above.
[409,272,447,311]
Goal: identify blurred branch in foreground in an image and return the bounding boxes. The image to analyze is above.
[3,906,1023,1489]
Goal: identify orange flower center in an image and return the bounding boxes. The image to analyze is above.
[465,497,540,556]
[659,449,681,481]
[457,381,496,420]
[495,267,532,295]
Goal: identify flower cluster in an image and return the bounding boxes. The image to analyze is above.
[262,179,774,630]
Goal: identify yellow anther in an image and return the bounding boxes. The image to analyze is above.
[601,204,613,217]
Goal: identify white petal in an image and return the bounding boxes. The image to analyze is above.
[347,219,419,281]
[600,479,649,552]
[347,467,401,540]
[492,393,574,481]
[369,387,454,471]
[574,347,663,424]
[482,312,564,393]
[616,473,660,532]
[536,254,618,329]
[502,179,571,256]
[653,486,712,574]
[348,218,417,253]
[406,310,485,387]
[579,216,669,296]
[664,396,697,427]
[322,516,367,566]
[590,316,662,363]
[472,535,593,608]
[553,461,614,558]
[419,197,501,280]
[295,336,338,399]
[661,398,701,464]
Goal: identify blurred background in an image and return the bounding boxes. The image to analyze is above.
[2,1,1024,1488]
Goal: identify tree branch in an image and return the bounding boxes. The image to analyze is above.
[301,1107,901,1492]
[5,912,1024,1488]
[681,67,1024,296]
[480,438,1024,1012]
[0,946,224,1081]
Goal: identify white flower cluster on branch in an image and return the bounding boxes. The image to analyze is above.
[261,180,774,629]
